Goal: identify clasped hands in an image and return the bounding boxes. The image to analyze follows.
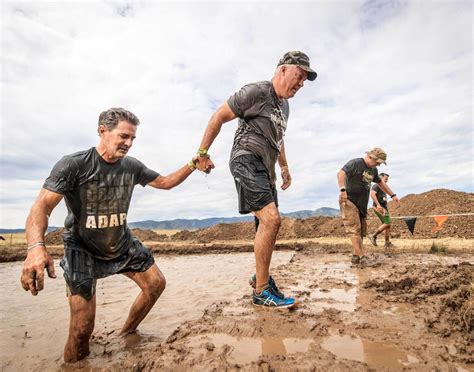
[194,154,215,174]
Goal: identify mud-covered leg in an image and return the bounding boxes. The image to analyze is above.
[121,264,166,334]
[64,294,96,363]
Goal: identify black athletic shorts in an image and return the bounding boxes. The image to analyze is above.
[229,154,278,214]
[60,234,154,301]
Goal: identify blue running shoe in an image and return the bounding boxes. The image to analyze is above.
[249,274,285,299]
[252,288,297,309]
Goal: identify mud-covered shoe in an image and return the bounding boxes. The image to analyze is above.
[351,255,369,266]
[249,274,285,299]
[384,242,395,249]
[252,288,297,309]
[351,255,360,264]
[359,256,369,267]
[368,234,377,246]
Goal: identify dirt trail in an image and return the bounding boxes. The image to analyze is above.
[116,245,473,371]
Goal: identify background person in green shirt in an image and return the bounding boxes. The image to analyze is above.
[368,173,395,248]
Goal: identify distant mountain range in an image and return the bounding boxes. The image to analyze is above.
[0,207,339,234]
[127,207,339,230]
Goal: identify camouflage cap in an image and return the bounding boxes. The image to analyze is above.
[366,147,387,165]
[278,51,317,81]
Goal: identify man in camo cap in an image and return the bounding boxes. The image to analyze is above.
[337,148,401,265]
[195,51,317,308]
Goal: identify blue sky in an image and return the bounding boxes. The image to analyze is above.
[1,0,472,229]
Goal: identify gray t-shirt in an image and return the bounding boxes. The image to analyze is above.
[228,81,289,183]
[342,158,381,217]
[43,147,159,259]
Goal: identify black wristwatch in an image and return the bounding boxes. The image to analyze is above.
[340,188,346,192]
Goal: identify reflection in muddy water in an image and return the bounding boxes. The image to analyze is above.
[188,333,314,365]
[0,251,293,371]
[321,333,420,368]
[311,288,357,312]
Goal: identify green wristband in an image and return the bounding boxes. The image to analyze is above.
[188,159,196,170]
[197,148,208,156]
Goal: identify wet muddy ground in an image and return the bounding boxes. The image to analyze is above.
[0,252,293,371]
[1,246,473,371]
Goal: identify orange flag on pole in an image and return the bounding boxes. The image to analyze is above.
[432,215,448,232]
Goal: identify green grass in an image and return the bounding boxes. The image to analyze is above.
[429,242,448,254]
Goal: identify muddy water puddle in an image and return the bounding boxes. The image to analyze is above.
[321,332,420,368]
[0,251,293,371]
[188,333,314,365]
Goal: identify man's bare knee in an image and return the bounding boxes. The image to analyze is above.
[146,273,166,299]
[259,212,281,231]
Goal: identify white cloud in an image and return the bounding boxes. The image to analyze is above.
[1,0,472,228]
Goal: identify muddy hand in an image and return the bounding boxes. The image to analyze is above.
[339,191,347,207]
[281,166,292,190]
[195,156,215,174]
[21,246,56,296]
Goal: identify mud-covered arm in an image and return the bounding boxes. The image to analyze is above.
[278,141,291,190]
[148,156,199,190]
[196,102,237,172]
[21,188,63,295]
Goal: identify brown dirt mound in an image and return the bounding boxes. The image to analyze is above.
[44,228,65,245]
[169,189,474,242]
[389,188,474,217]
[171,221,255,242]
[130,228,168,242]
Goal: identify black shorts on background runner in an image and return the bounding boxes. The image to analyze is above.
[229,154,278,214]
[60,234,154,300]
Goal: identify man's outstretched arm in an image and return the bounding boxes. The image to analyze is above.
[148,157,199,190]
[21,188,63,295]
[196,102,237,172]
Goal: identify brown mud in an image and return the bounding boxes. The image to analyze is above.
[116,246,473,371]
[2,246,473,371]
[118,247,472,371]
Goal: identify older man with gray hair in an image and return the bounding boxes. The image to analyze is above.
[20,108,203,362]
[195,51,317,308]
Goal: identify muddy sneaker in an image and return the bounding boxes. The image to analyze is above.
[368,234,377,246]
[351,255,361,264]
[384,242,395,249]
[359,256,369,266]
[252,288,297,309]
[249,274,285,299]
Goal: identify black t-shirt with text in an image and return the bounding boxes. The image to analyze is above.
[372,184,388,210]
[228,81,289,183]
[43,147,159,259]
[341,158,381,217]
